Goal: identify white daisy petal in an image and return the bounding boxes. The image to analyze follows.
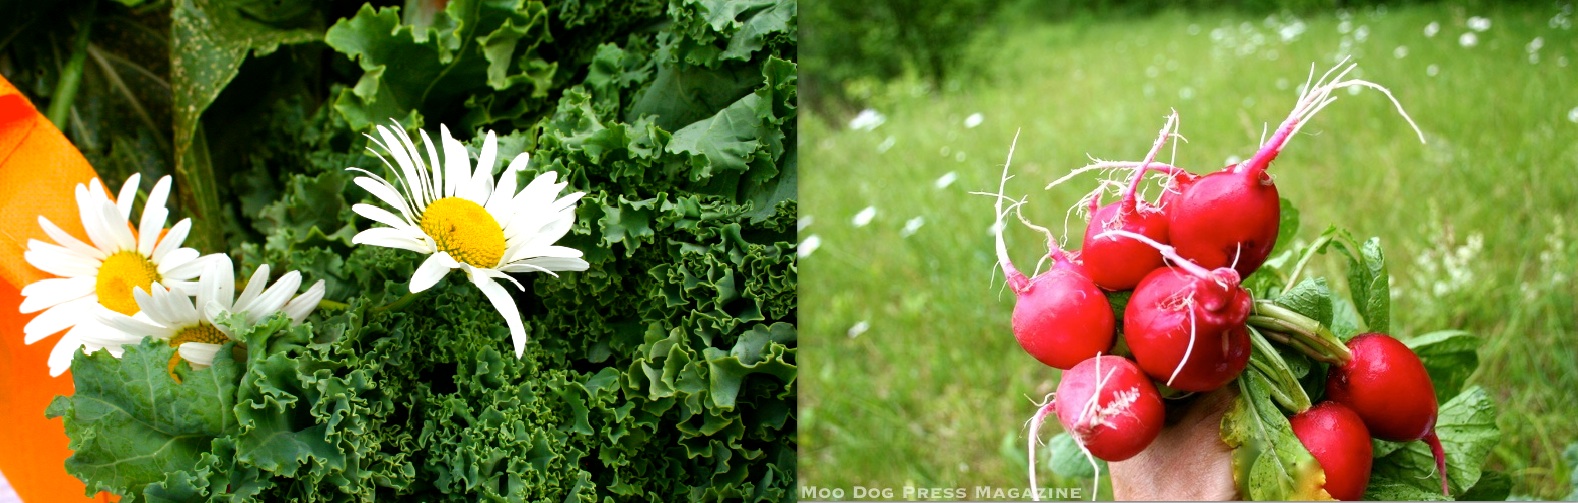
[246,270,302,321]
[546,191,586,215]
[351,174,417,222]
[23,297,100,344]
[97,200,138,252]
[157,248,201,276]
[162,279,201,296]
[501,256,589,274]
[151,218,193,263]
[137,175,172,256]
[503,244,585,265]
[410,252,459,293]
[170,254,225,282]
[470,268,527,358]
[420,129,444,199]
[283,279,326,324]
[156,285,199,326]
[500,238,584,266]
[466,265,524,291]
[77,194,120,252]
[353,227,433,253]
[504,199,579,244]
[198,255,235,315]
[38,215,106,260]
[18,276,96,314]
[75,319,147,350]
[177,342,224,367]
[134,286,179,327]
[361,138,416,200]
[47,328,85,377]
[497,262,557,277]
[352,203,417,232]
[511,171,562,210]
[228,266,269,312]
[486,153,528,216]
[501,213,551,242]
[441,124,471,198]
[98,309,169,338]
[364,133,417,212]
[24,241,101,277]
[378,124,428,209]
[86,178,104,196]
[515,214,575,251]
[393,122,435,204]
[115,173,141,220]
[467,130,499,202]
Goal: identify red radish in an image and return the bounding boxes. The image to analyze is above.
[1081,112,1178,291]
[1325,333,1450,495]
[1166,60,1425,278]
[1102,230,1252,392]
[986,134,1115,370]
[1290,401,1374,501]
[1027,355,1165,500]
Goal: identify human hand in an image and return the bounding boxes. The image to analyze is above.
[1107,387,1239,501]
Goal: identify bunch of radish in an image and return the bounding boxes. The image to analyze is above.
[991,60,1456,501]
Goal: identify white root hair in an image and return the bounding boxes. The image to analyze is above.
[1027,355,1111,502]
[1168,303,1198,387]
[1251,57,1426,171]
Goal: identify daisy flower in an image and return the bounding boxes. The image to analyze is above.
[347,121,588,358]
[97,255,326,367]
[18,174,216,376]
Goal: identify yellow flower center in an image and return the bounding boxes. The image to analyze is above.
[420,197,505,268]
[167,322,231,376]
[169,322,229,347]
[96,251,160,315]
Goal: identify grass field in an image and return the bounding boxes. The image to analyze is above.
[800,3,1578,499]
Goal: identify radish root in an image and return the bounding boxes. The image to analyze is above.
[1120,111,1181,205]
[975,130,1071,288]
[1026,399,1055,502]
[1245,57,1426,174]
[1169,306,1198,387]
[1426,430,1451,496]
[981,130,1030,293]
[1094,229,1214,280]
[1027,355,1109,502]
[1071,355,1111,501]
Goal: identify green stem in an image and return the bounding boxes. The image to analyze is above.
[1250,361,1300,413]
[1283,233,1335,289]
[372,291,422,314]
[1258,328,1341,366]
[1247,326,1313,413]
[317,299,350,311]
[1251,301,1353,363]
[46,0,96,128]
[1248,315,1347,364]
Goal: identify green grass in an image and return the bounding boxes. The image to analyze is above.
[800,3,1578,499]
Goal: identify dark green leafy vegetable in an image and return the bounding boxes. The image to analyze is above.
[1367,386,1499,496]
[39,0,796,500]
[1404,331,1482,404]
[1221,373,1329,500]
[46,339,242,497]
[1236,220,1501,501]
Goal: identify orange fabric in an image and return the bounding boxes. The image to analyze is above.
[0,75,114,501]
[0,76,98,289]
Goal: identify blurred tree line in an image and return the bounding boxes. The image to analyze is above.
[803,0,1529,113]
